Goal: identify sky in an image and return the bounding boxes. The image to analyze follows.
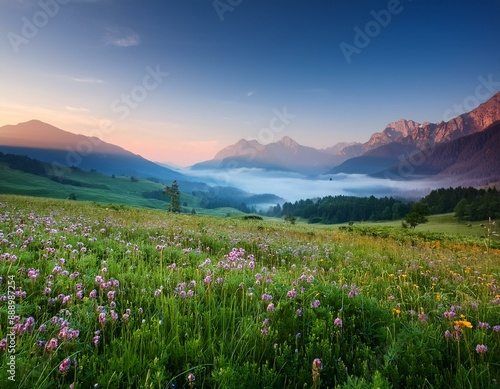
[1,0,500,167]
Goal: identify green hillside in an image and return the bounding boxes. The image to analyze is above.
[0,161,216,212]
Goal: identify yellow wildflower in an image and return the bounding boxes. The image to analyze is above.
[454,320,472,329]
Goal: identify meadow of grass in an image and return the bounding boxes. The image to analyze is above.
[0,194,499,388]
[355,213,499,239]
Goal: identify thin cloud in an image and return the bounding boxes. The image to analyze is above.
[105,27,140,47]
[0,101,101,133]
[247,91,254,97]
[65,106,90,112]
[66,76,104,84]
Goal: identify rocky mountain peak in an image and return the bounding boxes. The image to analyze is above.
[213,138,262,160]
[363,119,421,152]
[277,136,300,148]
[363,92,500,152]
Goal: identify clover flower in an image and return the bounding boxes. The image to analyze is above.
[45,338,58,352]
[59,358,71,373]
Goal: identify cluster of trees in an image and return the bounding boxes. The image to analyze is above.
[421,186,499,221]
[265,195,412,224]
[421,187,484,214]
[142,189,166,201]
[1,152,91,189]
[0,152,46,176]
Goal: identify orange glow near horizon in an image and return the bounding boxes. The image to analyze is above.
[0,103,221,167]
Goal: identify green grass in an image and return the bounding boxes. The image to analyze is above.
[196,207,247,218]
[0,194,499,388]
[344,213,499,240]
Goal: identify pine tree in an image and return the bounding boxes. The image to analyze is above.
[163,181,181,212]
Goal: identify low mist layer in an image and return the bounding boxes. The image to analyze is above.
[182,168,442,204]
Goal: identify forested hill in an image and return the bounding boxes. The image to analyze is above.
[264,186,499,225]
[421,186,500,221]
[265,196,411,224]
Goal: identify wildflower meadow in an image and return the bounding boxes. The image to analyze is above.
[0,195,499,388]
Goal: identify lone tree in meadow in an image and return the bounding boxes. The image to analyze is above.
[163,180,181,212]
[404,202,431,229]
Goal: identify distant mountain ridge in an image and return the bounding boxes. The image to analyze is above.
[0,120,183,182]
[192,136,361,175]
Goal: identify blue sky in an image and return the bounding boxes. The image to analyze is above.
[1,0,499,166]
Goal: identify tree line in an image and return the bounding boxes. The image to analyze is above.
[264,186,499,225]
[0,152,46,176]
[421,186,499,221]
[265,195,412,224]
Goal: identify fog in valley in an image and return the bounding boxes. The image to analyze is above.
[182,167,442,205]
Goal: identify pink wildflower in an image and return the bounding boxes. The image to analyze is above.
[476,344,488,355]
[59,358,71,373]
[45,338,58,352]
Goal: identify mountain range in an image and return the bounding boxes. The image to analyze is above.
[191,136,361,175]
[193,91,500,186]
[1,92,499,197]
